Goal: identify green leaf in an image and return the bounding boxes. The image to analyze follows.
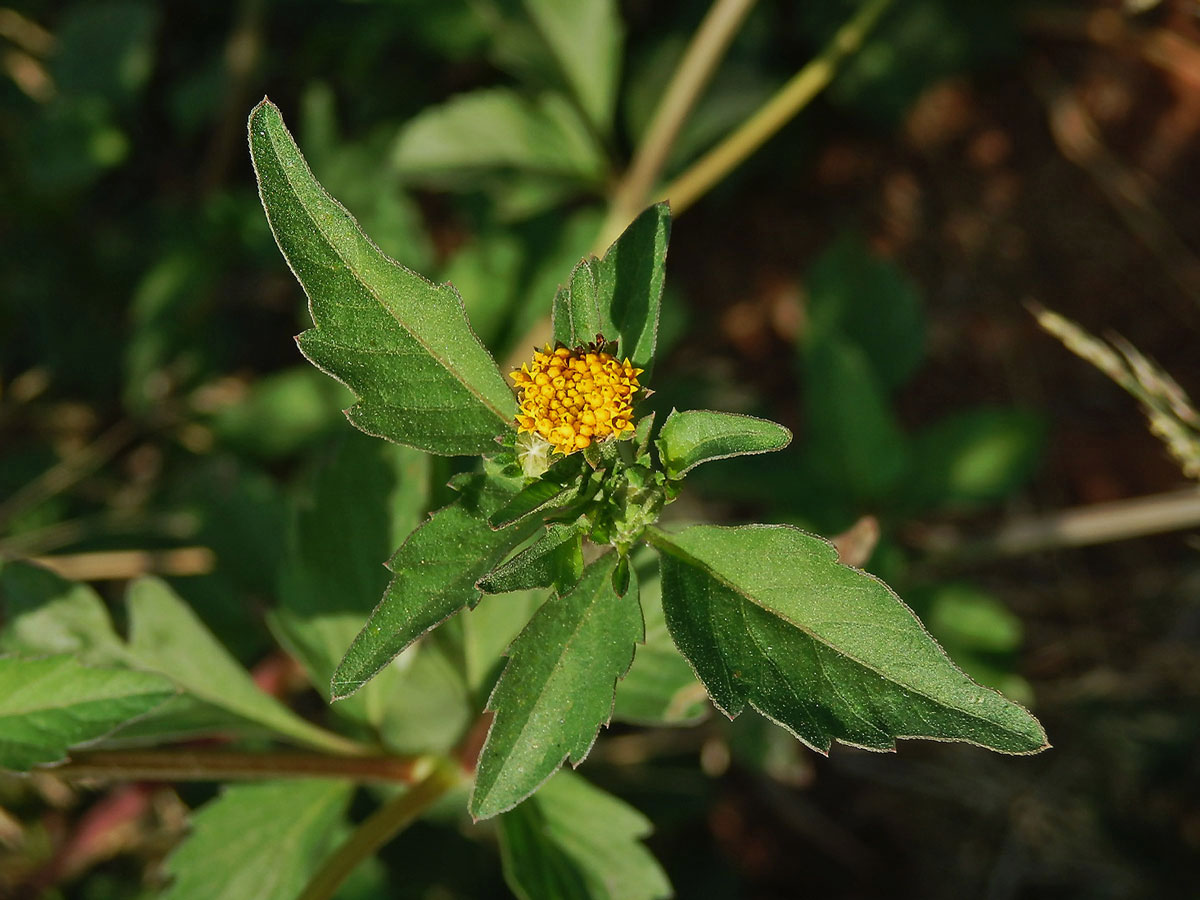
[331,474,538,700]
[471,554,642,819]
[898,408,1045,512]
[0,655,174,770]
[522,0,622,131]
[271,432,430,726]
[488,456,590,529]
[805,232,925,390]
[657,409,792,480]
[248,98,515,455]
[613,563,707,726]
[479,521,586,595]
[392,87,604,184]
[125,577,357,754]
[802,335,908,502]
[650,524,1048,754]
[376,643,474,755]
[552,203,670,371]
[162,780,352,900]
[0,562,128,666]
[498,770,671,900]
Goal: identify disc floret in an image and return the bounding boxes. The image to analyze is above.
[510,339,643,455]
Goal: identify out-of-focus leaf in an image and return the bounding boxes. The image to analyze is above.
[376,643,473,755]
[0,655,174,771]
[552,203,671,371]
[249,99,516,455]
[0,563,127,665]
[805,233,925,391]
[522,0,622,131]
[162,780,352,900]
[900,408,1045,512]
[331,472,538,700]
[392,88,604,185]
[652,524,1048,754]
[208,368,355,460]
[802,336,909,502]
[657,409,792,479]
[271,431,430,728]
[125,577,357,754]
[471,555,642,819]
[922,583,1023,655]
[53,1,157,105]
[613,563,707,726]
[498,770,671,900]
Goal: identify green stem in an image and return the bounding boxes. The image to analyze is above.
[49,748,423,784]
[595,0,758,253]
[657,0,893,215]
[297,759,462,900]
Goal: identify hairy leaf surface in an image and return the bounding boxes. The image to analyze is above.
[652,525,1048,754]
[472,554,642,819]
[657,409,792,479]
[249,99,514,455]
[552,203,670,371]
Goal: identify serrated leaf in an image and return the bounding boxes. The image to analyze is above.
[331,474,538,700]
[614,564,707,726]
[479,521,585,595]
[552,203,670,371]
[0,655,174,770]
[271,432,430,726]
[125,577,356,754]
[522,0,622,131]
[488,456,590,529]
[657,409,792,480]
[498,770,671,900]
[471,554,642,819]
[651,524,1048,755]
[392,87,604,184]
[249,98,515,455]
[162,780,352,900]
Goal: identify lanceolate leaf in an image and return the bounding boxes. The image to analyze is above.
[126,578,357,755]
[523,0,622,132]
[162,780,352,900]
[478,521,586,595]
[650,525,1048,755]
[471,554,643,819]
[249,99,515,455]
[552,203,670,371]
[657,409,792,479]
[331,474,538,700]
[0,655,174,771]
[497,770,671,900]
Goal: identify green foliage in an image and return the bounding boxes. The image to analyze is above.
[498,770,670,900]
[249,99,516,455]
[657,409,792,479]
[0,655,174,770]
[651,525,1046,754]
[472,554,642,819]
[161,780,353,900]
[551,202,670,371]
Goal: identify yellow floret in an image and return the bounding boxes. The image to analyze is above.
[509,339,643,455]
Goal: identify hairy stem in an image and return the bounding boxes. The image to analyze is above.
[49,749,423,784]
[659,0,893,215]
[297,759,462,900]
[595,0,758,252]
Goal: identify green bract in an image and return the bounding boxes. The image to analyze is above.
[247,98,1047,822]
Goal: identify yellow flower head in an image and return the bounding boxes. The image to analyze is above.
[510,338,643,455]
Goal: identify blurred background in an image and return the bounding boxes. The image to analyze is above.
[2,0,1200,897]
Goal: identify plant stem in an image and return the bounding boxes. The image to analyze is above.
[49,749,423,784]
[658,0,893,215]
[595,0,758,253]
[297,759,462,900]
